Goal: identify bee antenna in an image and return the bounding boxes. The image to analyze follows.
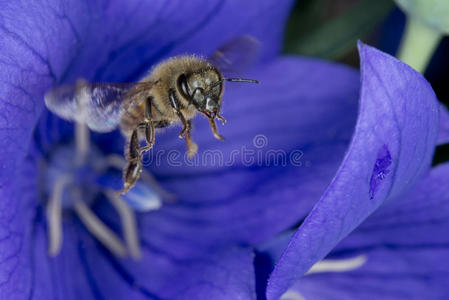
[208,78,259,91]
[224,78,259,84]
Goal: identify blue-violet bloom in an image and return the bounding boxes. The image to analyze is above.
[0,1,445,300]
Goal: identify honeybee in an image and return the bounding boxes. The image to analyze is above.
[45,36,259,194]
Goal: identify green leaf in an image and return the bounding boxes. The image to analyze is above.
[284,0,394,60]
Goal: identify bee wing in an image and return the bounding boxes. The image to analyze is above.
[45,81,147,132]
[209,35,260,74]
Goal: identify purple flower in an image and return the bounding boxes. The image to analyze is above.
[0,1,443,300]
[264,161,449,300]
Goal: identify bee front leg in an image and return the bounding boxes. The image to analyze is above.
[169,89,198,157]
[183,120,198,158]
[207,117,225,140]
[177,115,198,158]
[117,129,143,195]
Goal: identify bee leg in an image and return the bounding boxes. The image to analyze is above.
[120,159,143,194]
[106,154,176,202]
[137,96,155,153]
[176,113,198,158]
[136,121,155,154]
[207,117,225,140]
[118,95,155,194]
[216,114,226,124]
[117,129,143,195]
[169,89,198,157]
[184,120,198,158]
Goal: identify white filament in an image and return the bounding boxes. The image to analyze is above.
[47,176,72,256]
[280,291,307,300]
[75,121,89,164]
[75,82,90,164]
[105,190,141,259]
[280,255,368,300]
[73,194,127,257]
[306,254,367,274]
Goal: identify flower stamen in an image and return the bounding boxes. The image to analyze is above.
[280,291,306,300]
[46,175,72,256]
[305,254,367,274]
[73,191,128,257]
[44,117,167,258]
[280,255,367,300]
[105,190,141,259]
[75,82,90,165]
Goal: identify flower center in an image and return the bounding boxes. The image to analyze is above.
[45,145,103,208]
[43,121,168,259]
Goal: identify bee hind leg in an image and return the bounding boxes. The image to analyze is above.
[107,154,175,201]
[117,159,142,195]
[117,96,157,194]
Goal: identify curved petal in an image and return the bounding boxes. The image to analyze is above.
[266,42,439,299]
[282,162,449,300]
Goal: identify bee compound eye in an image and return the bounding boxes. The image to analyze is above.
[205,97,218,111]
[177,74,190,99]
[193,88,206,103]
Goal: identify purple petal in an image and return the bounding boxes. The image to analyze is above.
[266,42,439,300]
[0,5,54,296]
[0,162,37,300]
[29,217,256,300]
[438,104,449,145]
[283,162,449,299]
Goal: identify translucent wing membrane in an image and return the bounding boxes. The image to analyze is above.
[45,81,146,132]
[209,35,260,74]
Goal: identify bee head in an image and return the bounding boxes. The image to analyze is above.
[176,70,258,141]
[177,71,258,121]
[177,71,223,119]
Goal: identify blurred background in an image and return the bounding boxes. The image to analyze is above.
[283,0,448,102]
[282,0,449,161]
